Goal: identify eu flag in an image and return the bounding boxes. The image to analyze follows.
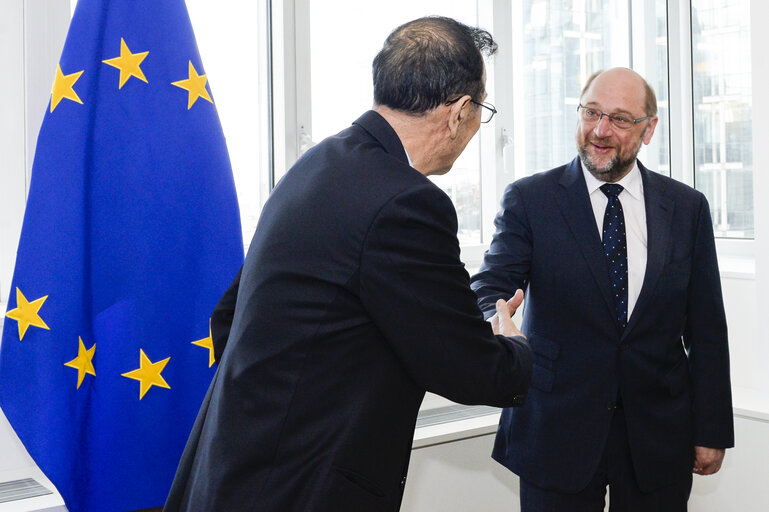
[0,1,244,510]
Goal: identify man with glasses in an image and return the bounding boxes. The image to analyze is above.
[472,67,733,511]
[164,16,531,512]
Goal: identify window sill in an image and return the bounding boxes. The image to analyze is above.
[718,255,755,280]
[413,405,500,449]
[411,385,769,451]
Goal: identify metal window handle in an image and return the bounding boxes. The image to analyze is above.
[502,128,515,176]
[299,125,315,155]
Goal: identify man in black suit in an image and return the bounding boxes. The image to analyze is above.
[471,67,734,511]
[164,16,532,512]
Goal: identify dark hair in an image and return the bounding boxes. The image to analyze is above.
[372,16,497,114]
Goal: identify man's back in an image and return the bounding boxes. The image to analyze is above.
[165,111,531,511]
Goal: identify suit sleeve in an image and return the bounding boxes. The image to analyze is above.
[684,194,734,448]
[470,182,533,319]
[359,183,532,407]
[211,266,242,363]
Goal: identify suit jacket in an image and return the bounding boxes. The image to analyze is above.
[470,157,734,493]
[164,110,532,512]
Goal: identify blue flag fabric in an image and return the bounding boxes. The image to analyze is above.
[0,1,243,510]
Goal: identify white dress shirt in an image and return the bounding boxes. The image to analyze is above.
[582,161,648,318]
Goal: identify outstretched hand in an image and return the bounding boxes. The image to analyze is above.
[490,289,525,339]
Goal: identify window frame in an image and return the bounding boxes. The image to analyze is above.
[669,0,757,269]
[2,1,763,297]
[0,0,71,310]
[280,1,760,273]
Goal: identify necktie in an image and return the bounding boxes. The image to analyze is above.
[600,183,628,328]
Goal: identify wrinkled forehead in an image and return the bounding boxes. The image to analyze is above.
[582,71,646,114]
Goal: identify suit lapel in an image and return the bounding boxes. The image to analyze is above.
[555,157,620,329]
[621,163,674,340]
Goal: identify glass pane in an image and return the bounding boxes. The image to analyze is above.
[309,1,484,245]
[186,1,272,251]
[513,0,631,176]
[655,0,671,176]
[691,0,753,238]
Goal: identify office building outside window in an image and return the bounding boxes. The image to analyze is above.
[691,0,753,238]
[513,0,632,176]
[308,1,484,245]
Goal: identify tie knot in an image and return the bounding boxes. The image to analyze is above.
[600,183,624,199]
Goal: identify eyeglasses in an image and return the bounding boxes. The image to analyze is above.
[472,100,497,124]
[445,97,497,124]
[577,104,653,130]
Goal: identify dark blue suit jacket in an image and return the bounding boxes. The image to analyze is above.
[164,111,532,512]
[471,157,734,493]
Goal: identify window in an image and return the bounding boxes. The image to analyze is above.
[509,0,632,177]
[691,0,753,238]
[306,0,487,245]
[652,0,671,176]
[506,0,670,179]
[186,0,273,250]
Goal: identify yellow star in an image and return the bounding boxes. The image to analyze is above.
[5,288,50,341]
[102,38,149,89]
[171,61,212,109]
[64,337,96,389]
[121,349,171,400]
[191,322,215,367]
[50,64,84,113]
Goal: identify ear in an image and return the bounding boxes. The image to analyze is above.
[447,95,473,139]
[642,116,659,145]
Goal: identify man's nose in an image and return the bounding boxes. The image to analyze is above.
[593,114,613,137]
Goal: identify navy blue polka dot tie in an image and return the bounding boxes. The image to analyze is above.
[600,184,628,328]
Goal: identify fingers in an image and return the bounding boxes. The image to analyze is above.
[693,459,722,475]
[490,312,500,333]
[490,299,512,336]
[493,299,524,338]
[496,299,513,331]
[693,462,721,475]
[506,289,524,316]
[693,447,725,475]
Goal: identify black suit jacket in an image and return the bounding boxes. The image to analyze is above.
[163,111,532,512]
[471,157,734,493]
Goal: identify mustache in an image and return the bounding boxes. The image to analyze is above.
[587,136,614,146]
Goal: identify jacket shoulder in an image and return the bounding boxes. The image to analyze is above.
[642,168,708,208]
[505,162,570,197]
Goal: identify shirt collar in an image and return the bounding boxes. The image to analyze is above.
[581,159,643,200]
[404,148,413,168]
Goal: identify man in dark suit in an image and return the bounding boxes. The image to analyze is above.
[163,16,532,512]
[471,67,734,511]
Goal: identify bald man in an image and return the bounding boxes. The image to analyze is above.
[471,68,734,511]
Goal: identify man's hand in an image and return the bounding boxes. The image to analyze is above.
[490,289,525,339]
[693,446,726,475]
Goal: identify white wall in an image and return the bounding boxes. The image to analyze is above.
[403,413,769,511]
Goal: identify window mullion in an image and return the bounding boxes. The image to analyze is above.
[667,0,695,187]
